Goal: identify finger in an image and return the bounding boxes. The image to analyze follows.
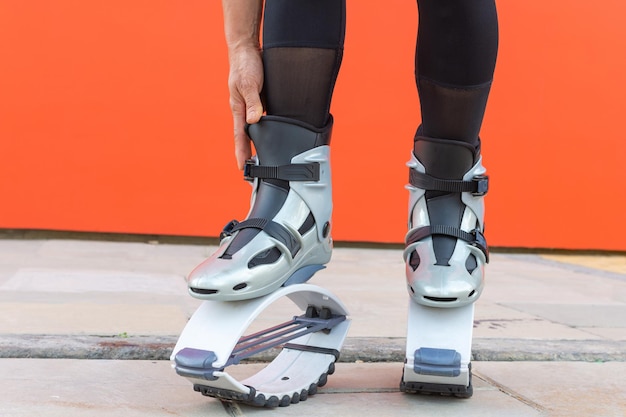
[232,111,252,170]
[235,80,262,125]
[245,93,263,124]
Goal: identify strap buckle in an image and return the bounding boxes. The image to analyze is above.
[471,175,489,196]
[243,160,256,182]
[219,219,239,241]
[470,229,489,262]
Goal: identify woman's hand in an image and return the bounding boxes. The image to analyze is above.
[227,45,264,169]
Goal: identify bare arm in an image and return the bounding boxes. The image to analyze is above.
[222,0,264,169]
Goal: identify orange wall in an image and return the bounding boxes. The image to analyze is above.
[1,1,625,251]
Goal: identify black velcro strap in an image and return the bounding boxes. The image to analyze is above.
[264,221,301,258]
[230,218,269,233]
[409,169,489,196]
[244,160,320,182]
[406,225,489,262]
[228,218,301,258]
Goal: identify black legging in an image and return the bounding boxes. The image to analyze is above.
[262,0,498,147]
[262,0,345,128]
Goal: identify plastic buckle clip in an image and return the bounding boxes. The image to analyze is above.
[470,229,489,263]
[471,175,489,196]
[219,219,239,241]
[243,159,256,182]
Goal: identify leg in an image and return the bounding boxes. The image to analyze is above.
[187,0,345,301]
[263,0,345,127]
[407,0,498,308]
[402,0,498,396]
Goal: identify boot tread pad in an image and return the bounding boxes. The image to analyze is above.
[193,360,335,408]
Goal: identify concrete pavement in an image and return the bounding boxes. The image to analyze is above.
[0,236,625,416]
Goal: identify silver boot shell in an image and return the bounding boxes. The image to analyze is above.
[404,152,487,308]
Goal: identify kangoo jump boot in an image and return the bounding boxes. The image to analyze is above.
[188,116,334,301]
[404,136,489,308]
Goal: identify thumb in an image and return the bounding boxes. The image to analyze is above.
[244,91,263,124]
